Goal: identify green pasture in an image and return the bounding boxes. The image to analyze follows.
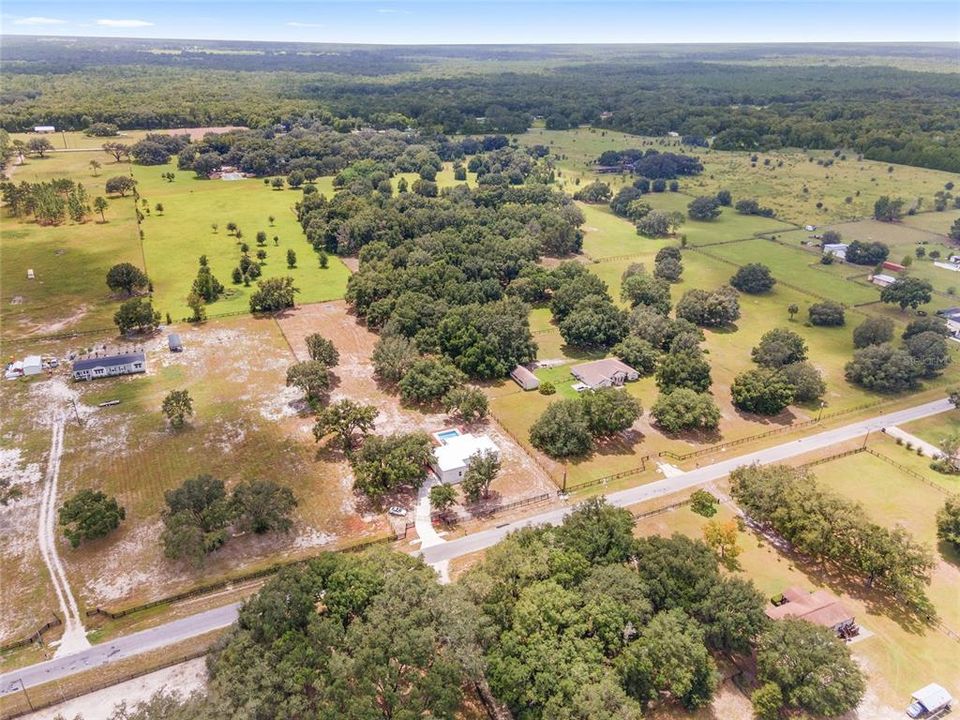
[2,152,142,341]
[702,238,880,305]
[519,126,959,226]
[902,208,960,236]
[132,162,351,320]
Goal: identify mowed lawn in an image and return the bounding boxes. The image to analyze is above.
[132,162,351,320]
[492,206,960,487]
[2,151,143,342]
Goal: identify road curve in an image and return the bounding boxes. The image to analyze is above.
[1,397,950,693]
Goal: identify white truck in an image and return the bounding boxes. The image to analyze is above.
[907,684,953,718]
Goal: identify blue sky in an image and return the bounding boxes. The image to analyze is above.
[2,1,958,44]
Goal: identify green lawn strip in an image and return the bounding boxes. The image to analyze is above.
[900,412,960,453]
[132,162,351,320]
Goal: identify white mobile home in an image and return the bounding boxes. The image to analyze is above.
[72,352,146,381]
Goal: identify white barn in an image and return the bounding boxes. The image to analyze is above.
[430,433,499,484]
[72,352,146,381]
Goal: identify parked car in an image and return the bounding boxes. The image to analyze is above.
[388,506,407,517]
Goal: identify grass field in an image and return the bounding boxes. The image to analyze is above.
[2,152,143,341]
[519,126,960,226]
[490,203,960,487]
[133,162,351,320]
[635,449,960,714]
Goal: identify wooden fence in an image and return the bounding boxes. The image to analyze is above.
[0,615,62,654]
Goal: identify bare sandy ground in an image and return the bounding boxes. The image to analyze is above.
[20,657,207,720]
[277,301,556,509]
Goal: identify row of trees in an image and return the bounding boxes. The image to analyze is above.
[731,464,935,616]
[846,314,950,392]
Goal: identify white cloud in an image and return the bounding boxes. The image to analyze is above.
[96,19,154,28]
[13,16,68,26]
[286,21,324,28]
[376,8,412,14]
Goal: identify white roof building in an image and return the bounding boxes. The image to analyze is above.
[33,126,55,133]
[911,684,953,713]
[871,273,897,287]
[431,433,499,484]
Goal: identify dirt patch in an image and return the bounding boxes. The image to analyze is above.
[166,126,249,141]
[19,304,90,336]
[277,302,556,509]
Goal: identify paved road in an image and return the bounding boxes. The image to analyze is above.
[0,603,240,696]
[421,397,952,563]
[1,397,950,693]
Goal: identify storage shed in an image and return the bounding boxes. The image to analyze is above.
[510,365,539,391]
[168,334,183,352]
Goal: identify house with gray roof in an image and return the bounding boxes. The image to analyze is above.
[72,352,146,381]
[570,358,639,389]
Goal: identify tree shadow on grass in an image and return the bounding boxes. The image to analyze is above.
[732,406,799,427]
[745,525,934,635]
[655,424,723,446]
[592,428,646,456]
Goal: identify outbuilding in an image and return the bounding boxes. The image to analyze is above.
[33,126,55,133]
[72,352,146,381]
[22,356,43,376]
[510,365,539,391]
[870,273,897,287]
[168,333,183,352]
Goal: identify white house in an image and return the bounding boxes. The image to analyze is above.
[72,352,146,381]
[33,126,55,133]
[430,431,499,484]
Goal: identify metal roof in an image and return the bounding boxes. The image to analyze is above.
[913,684,952,710]
[73,352,145,372]
[432,434,499,472]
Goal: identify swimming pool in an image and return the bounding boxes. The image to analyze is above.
[435,428,461,442]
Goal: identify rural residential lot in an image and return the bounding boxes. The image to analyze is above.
[2,30,960,720]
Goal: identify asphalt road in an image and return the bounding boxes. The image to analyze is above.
[1,396,950,694]
[0,603,240,696]
[420,397,952,563]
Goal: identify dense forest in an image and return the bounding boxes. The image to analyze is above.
[3,37,960,171]
[92,500,866,720]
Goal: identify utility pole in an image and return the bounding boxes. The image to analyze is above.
[817,401,825,422]
[17,678,33,711]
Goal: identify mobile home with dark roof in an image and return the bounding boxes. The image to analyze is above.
[72,352,146,381]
